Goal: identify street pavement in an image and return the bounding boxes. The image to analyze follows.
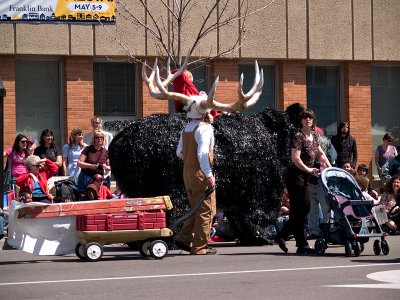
[0,236,399,299]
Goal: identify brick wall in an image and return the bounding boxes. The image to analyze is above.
[344,62,372,168]
[0,56,16,151]
[210,59,239,104]
[141,58,169,117]
[64,57,94,142]
[279,61,307,111]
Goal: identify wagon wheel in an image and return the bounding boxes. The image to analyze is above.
[344,241,352,257]
[84,242,103,262]
[314,238,326,256]
[373,240,381,255]
[75,243,85,260]
[352,241,361,257]
[149,240,168,259]
[138,240,152,257]
[381,240,390,255]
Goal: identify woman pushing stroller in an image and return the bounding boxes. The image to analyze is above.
[275,109,331,255]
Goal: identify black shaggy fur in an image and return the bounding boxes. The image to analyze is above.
[107,108,294,245]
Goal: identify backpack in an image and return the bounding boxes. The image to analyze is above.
[54,178,82,203]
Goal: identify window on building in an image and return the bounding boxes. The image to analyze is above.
[371,65,400,174]
[238,63,276,113]
[94,62,136,121]
[16,60,62,149]
[306,65,341,137]
[168,64,208,113]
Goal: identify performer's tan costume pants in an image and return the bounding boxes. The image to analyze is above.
[175,124,216,255]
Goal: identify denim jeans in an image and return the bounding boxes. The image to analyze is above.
[307,178,330,236]
[0,213,4,239]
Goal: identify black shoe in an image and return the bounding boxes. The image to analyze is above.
[274,236,288,253]
[0,234,3,241]
[296,246,315,255]
[175,241,191,252]
[307,233,322,240]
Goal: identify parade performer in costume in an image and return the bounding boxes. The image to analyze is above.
[172,68,218,119]
[142,55,264,252]
[174,86,217,255]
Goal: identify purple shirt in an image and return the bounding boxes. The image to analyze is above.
[375,145,398,168]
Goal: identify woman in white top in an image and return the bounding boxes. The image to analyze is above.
[62,128,87,182]
[375,133,397,183]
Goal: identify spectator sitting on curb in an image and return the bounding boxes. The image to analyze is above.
[86,174,114,200]
[356,164,378,200]
[355,175,379,205]
[342,161,357,177]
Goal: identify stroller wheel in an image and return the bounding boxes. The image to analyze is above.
[381,240,390,255]
[344,241,352,257]
[352,241,361,257]
[373,240,381,255]
[314,238,326,256]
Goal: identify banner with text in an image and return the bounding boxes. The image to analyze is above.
[0,0,116,24]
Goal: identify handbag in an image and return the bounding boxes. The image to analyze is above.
[3,150,16,207]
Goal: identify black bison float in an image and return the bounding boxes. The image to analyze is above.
[108,59,296,245]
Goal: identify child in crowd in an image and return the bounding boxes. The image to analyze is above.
[356,164,379,200]
[112,183,126,199]
[355,175,379,205]
[342,161,357,176]
[19,189,32,203]
[275,187,290,233]
[86,174,114,200]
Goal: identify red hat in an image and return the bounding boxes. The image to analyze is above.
[172,69,218,117]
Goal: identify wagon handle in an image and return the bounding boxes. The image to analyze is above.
[168,186,215,233]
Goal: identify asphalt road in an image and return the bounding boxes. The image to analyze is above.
[0,236,399,299]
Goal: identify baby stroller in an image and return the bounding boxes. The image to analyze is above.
[314,167,389,257]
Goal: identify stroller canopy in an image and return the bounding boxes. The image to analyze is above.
[321,167,363,200]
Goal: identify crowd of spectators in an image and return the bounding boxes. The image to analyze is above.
[2,110,399,247]
[2,116,116,207]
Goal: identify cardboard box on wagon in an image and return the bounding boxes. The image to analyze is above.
[17,196,173,219]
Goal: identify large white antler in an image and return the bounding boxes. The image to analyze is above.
[142,57,264,113]
[142,53,191,104]
[203,61,264,112]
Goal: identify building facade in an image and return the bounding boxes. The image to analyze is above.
[1,0,399,176]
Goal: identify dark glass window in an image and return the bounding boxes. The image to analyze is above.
[371,66,400,175]
[306,65,341,137]
[94,62,136,118]
[238,63,276,113]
